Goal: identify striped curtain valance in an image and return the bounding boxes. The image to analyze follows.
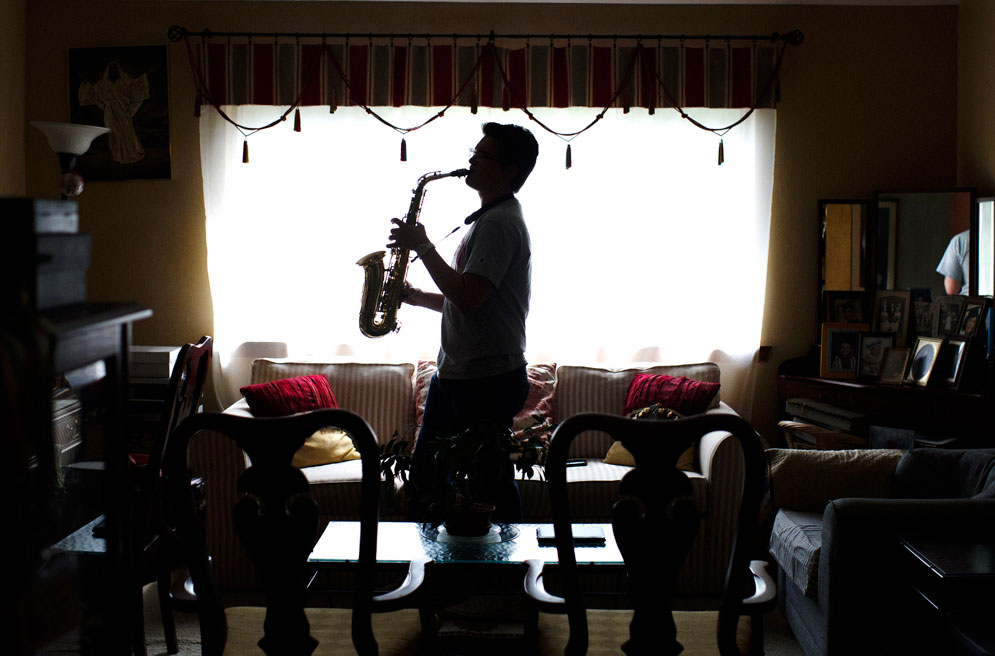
[196,40,780,111]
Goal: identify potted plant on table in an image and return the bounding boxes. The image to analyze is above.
[379,415,549,537]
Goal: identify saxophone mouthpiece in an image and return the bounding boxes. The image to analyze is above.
[450,168,470,177]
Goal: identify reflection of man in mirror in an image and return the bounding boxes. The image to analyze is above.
[936,230,970,295]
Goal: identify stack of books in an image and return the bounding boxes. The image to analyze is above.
[129,345,181,380]
[784,398,868,434]
[1,198,89,310]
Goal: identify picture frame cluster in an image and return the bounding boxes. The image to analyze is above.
[820,290,991,389]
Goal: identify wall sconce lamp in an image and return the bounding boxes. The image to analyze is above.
[31,121,110,198]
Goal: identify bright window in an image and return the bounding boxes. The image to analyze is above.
[201,105,775,414]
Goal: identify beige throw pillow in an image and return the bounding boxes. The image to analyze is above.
[292,427,361,468]
[604,405,694,471]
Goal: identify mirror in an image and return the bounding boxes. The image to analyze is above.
[978,197,994,297]
[819,200,870,327]
[874,189,976,299]
[820,200,869,293]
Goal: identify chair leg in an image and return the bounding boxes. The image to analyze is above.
[749,612,766,656]
[133,579,148,656]
[417,606,437,656]
[156,558,179,654]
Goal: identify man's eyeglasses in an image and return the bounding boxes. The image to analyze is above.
[469,147,499,162]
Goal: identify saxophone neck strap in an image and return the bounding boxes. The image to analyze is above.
[413,194,515,263]
[464,193,515,225]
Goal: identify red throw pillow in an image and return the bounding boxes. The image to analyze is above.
[240,374,338,417]
[623,373,720,416]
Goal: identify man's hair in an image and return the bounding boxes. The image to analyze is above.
[482,122,539,192]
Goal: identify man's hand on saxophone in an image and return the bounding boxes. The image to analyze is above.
[387,217,431,253]
[400,283,444,312]
[388,218,492,313]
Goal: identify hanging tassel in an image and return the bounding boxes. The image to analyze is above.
[400,137,407,162]
[717,139,725,166]
[565,144,572,170]
[470,91,478,115]
[194,94,201,118]
[242,139,249,164]
[502,88,510,112]
[623,97,630,114]
[294,108,301,132]
[330,88,337,113]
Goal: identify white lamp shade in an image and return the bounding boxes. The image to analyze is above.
[31,121,110,156]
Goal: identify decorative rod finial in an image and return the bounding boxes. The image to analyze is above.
[167,25,186,43]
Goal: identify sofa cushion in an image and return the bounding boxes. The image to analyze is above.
[239,374,338,417]
[769,509,824,598]
[766,448,903,515]
[622,374,720,416]
[553,363,721,458]
[894,448,995,499]
[250,359,416,447]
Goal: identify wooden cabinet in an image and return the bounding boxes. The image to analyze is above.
[777,352,993,447]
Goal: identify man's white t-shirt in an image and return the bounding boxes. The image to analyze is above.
[437,197,531,379]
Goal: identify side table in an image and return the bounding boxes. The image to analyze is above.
[900,535,995,654]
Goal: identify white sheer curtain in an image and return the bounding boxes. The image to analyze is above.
[201,105,775,415]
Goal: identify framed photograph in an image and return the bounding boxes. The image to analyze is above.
[68,45,171,181]
[933,295,965,337]
[820,322,868,379]
[857,333,894,379]
[935,335,971,389]
[956,296,992,337]
[873,290,911,347]
[903,336,944,387]
[824,291,869,324]
[878,347,910,385]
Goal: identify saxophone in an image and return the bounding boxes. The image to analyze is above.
[357,168,470,337]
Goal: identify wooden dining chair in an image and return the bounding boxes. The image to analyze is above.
[525,412,775,656]
[163,409,426,655]
[132,335,212,656]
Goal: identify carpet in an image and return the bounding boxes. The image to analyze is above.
[42,583,805,655]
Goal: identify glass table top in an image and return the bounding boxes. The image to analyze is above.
[308,521,624,567]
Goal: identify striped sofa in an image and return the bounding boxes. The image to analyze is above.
[188,358,746,600]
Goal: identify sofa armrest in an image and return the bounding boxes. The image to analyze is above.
[185,399,256,589]
[819,497,995,654]
[698,403,740,481]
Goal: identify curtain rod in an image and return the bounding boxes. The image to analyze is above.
[168,25,804,46]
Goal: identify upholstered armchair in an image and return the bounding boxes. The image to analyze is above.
[766,447,995,656]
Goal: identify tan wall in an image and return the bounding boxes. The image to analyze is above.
[24,2,959,431]
[1,0,26,196]
[958,0,995,196]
